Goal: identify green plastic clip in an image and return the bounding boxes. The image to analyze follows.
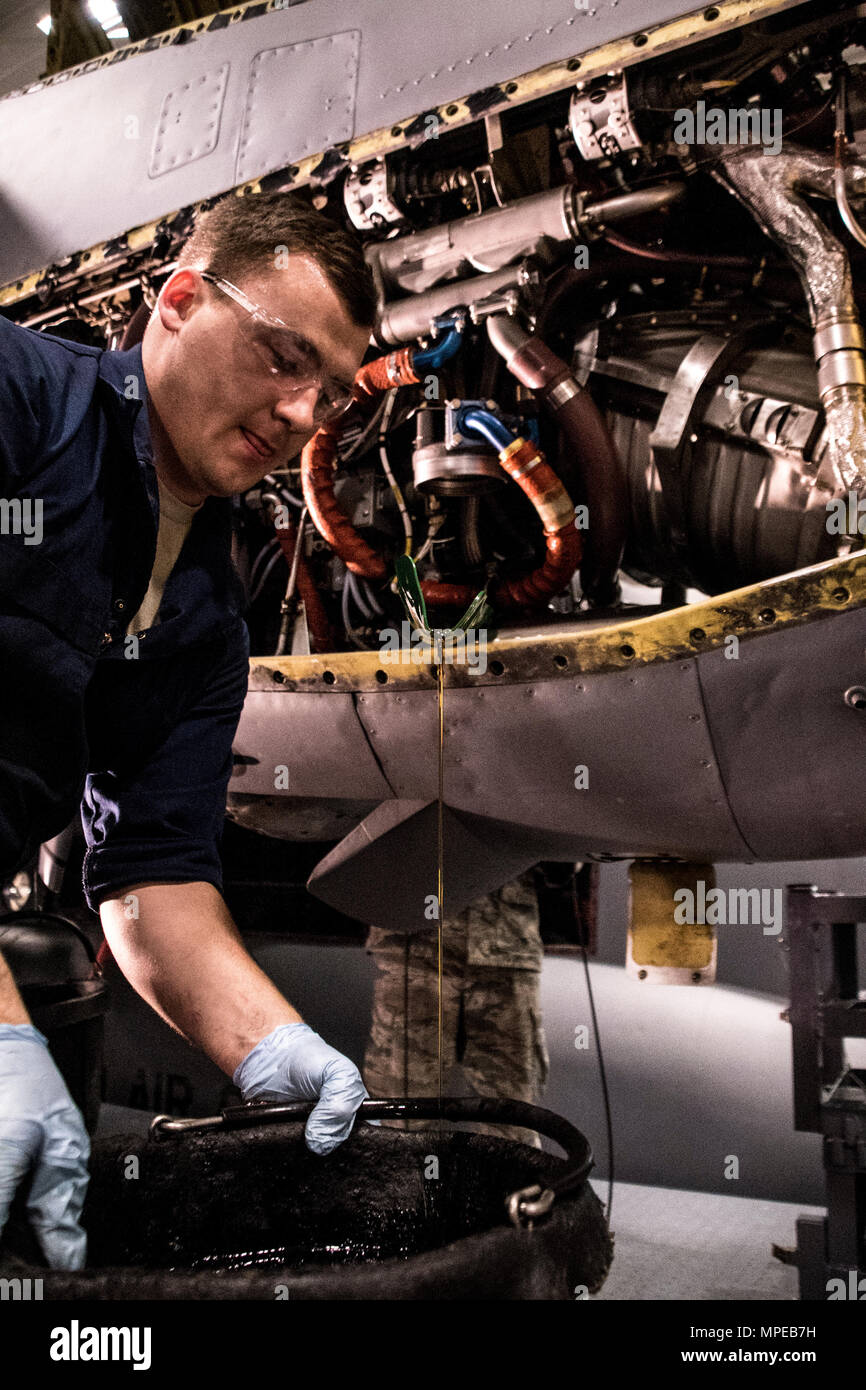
[394,553,494,663]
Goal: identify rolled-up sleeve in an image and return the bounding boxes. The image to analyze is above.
[80,625,250,909]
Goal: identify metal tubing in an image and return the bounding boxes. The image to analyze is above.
[377,263,532,347]
[714,144,866,495]
[487,315,627,604]
[368,186,580,296]
[834,68,866,251]
[580,182,686,227]
[374,183,686,345]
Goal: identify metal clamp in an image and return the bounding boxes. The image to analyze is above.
[505,1183,557,1230]
[649,322,773,553]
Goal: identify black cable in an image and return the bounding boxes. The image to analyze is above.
[570,869,614,1227]
[358,574,386,616]
[340,392,391,462]
[260,474,305,508]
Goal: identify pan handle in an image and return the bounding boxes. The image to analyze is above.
[149,1096,594,1230]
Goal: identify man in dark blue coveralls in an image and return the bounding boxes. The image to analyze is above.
[0,194,373,1269]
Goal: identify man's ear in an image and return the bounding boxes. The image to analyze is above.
[155,268,203,332]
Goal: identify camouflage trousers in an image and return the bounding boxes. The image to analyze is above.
[364,877,549,1147]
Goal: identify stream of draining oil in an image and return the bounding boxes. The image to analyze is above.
[436,649,445,1118]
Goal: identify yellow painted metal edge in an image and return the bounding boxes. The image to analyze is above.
[0,0,806,309]
[249,546,866,692]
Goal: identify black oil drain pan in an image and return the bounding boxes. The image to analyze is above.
[6,1098,613,1300]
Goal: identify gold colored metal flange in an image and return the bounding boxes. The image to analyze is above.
[249,547,866,694]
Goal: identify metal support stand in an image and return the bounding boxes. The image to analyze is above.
[787,885,866,1299]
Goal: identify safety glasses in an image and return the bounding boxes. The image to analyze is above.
[200,271,356,425]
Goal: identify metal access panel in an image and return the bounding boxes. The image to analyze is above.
[0,0,803,287]
[229,681,393,800]
[351,660,751,859]
[695,605,866,859]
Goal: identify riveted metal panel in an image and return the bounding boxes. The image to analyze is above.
[346,657,751,859]
[233,593,866,923]
[0,0,804,290]
[697,605,866,859]
[234,547,866,866]
[149,63,230,178]
[228,686,393,799]
[235,32,360,183]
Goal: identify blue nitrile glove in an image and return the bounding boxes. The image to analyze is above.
[233,1023,368,1156]
[0,1024,90,1270]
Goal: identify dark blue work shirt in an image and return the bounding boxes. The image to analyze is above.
[0,313,250,909]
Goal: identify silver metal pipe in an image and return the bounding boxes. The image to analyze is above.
[485,312,530,364]
[367,185,580,296]
[580,183,686,227]
[834,166,866,248]
[369,181,685,299]
[834,68,866,250]
[376,262,534,345]
[713,145,866,495]
[374,182,685,345]
[284,505,308,605]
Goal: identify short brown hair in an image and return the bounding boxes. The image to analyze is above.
[177,191,378,329]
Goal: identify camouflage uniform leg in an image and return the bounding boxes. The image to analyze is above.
[364,876,548,1142]
[363,927,464,1132]
[453,870,548,1146]
[458,970,550,1148]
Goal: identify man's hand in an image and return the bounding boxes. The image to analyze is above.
[100,882,369,1152]
[0,1025,89,1270]
[234,1023,368,1155]
[100,883,367,1154]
